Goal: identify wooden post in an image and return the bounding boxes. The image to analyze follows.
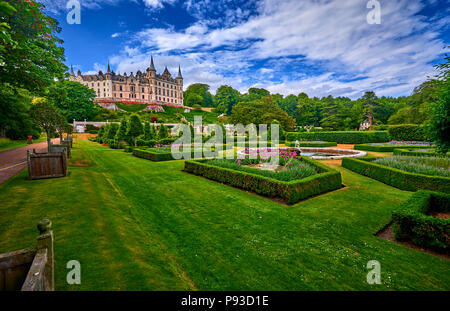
[36,219,54,291]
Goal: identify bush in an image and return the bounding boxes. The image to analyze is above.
[285,131,389,144]
[392,190,449,253]
[158,137,177,145]
[355,144,429,152]
[184,157,342,204]
[341,156,450,192]
[286,141,337,147]
[124,146,134,153]
[388,124,427,141]
[133,147,219,162]
[393,148,449,157]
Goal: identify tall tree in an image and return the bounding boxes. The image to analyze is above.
[46,80,97,122]
[127,114,143,146]
[183,83,214,107]
[0,0,66,93]
[214,85,241,114]
[29,100,64,148]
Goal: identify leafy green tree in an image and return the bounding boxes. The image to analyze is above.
[127,114,143,146]
[279,94,298,117]
[29,100,64,148]
[214,85,241,114]
[54,113,69,143]
[46,80,97,122]
[143,122,151,140]
[426,53,450,154]
[241,88,270,102]
[0,0,66,93]
[183,83,214,107]
[230,96,296,131]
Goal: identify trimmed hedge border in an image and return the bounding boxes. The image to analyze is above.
[286,141,337,147]
[285,131,389,144]
[393,148,448,157]
[354,144,430,152]
[392,190,449,253]
[133,145,229,162]
[184,157,342,204]
[342,156,450,193]
[388,124,427,141]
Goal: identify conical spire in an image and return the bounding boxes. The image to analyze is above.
[149,55,156,71]
[107,62,111,73]
[163,65,170,76]
[177,65,182,79]
[70,65,75,76]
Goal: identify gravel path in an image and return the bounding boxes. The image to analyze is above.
[0,139,59,185]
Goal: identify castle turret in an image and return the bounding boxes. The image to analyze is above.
[70,65,75,77]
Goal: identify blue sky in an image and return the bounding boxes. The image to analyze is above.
[39,0,450,98]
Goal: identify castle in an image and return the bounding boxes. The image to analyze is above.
[69,56,185,111]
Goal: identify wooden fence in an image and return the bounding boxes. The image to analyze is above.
[27,150,68,180]
[0,219,54,291]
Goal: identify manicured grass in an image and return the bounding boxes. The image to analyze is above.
[0,136,47,152]
[0,140,449,290]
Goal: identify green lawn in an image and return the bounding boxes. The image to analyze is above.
[0,139,448,290]
[0,136,47,152]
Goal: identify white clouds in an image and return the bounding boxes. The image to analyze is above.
[111,32,120,38]
[142,0,176,9]
[93,0,449,98]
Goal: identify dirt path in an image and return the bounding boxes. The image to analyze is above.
[0,139,59,185]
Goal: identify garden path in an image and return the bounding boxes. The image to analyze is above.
[0,139,58,185]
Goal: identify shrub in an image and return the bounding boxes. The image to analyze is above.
[388,124,427,141]
[158,137,177,145]
[392,190,449,253]
[184,157,342,204]
[342,156,450,192]
[124,146,134,153]
[286,141,337,147]
[133,147,219,162]
[393,148,449,157]
[355,143,430,152]
[285,131,389,144]
[86,124,99,134]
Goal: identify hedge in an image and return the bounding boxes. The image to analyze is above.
[388,124,427,141]
[355,144,430,152]
[392,190,449,253]
[184,157,342,204]
[133,146,224,162]
[393,148,448,157]
[286,141,337,147]
[342,156,450,192]
[285,131,389,144]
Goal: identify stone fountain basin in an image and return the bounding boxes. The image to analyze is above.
[237,147,366,160]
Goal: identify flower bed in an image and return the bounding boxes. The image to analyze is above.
[392,190,449,253]
[342,156,450,192]
[354,141,432,152]
[372,156,450,178]
[285,131,389,144]
[286,141,337,147]
[184,154,342,204]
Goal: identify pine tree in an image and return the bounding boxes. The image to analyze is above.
[127,114,143,146]
[116,119,128,142]
[158,124,169,140]
[143,122,151,140]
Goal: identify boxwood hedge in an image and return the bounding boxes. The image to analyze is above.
[354,144,430,152]
[341,156,450,192]
[393,148,448,157]
[285,131,389,144]
[133,145,231,162]
[184,157,342,204]
[392,190,449,253]
[286,141,337,147]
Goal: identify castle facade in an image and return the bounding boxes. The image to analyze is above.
[69,56,184,107]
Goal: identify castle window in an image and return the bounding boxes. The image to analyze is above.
[98,83,100,86]
[103,82,105,86]
[142,87,145,92]
[142,95,145,99]
[119,86,122,91]
[120,93,122,98]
